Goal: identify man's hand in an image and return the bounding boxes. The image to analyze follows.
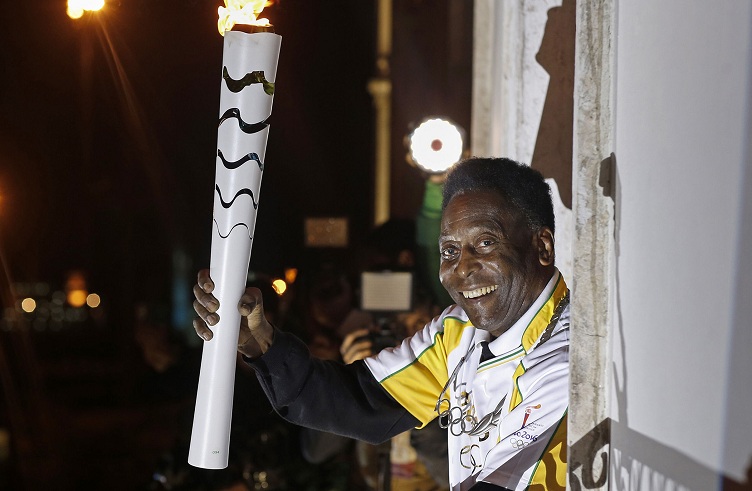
[339,328,374,364]
[192,269,274,359]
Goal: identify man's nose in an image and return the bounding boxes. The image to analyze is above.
[455,250,481,278]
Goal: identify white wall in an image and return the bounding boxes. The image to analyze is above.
[612,0,752,487]
[472,0,573,282]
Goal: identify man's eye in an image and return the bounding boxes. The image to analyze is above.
[479,239,495,248]
[441,247,458,259]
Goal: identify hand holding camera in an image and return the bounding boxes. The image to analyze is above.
[340,328,374,364]
[340,325,401,364]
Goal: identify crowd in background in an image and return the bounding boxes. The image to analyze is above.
[136,181,453,491]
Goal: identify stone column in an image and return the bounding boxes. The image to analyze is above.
[569,0,616,489]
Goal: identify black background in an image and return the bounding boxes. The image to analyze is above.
[0,1,472,488]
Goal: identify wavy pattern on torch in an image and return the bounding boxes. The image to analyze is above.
[213,219,253,240]
[218,108,270,134]
[217,149,264,171]
[215,184,259,210]
[223,67,275,95]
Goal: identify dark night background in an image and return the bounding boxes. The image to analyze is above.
[0,0,472,488]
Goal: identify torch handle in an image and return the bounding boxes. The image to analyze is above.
[188,231,251,469]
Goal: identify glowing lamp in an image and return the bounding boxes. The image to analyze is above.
[67,0,104,19]
[407,117,465,174]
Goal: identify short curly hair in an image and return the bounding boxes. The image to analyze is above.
[442,157,555,233]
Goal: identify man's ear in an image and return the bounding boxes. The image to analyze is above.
[535,227,555,266]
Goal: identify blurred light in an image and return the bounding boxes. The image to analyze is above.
[51,307,65,321]
[33,282,50,296]
[67,290,87,308]
[86,293,101,308]
[67,0,105,19]
[284,268,298,285]
[21,298,37,313]
[52,291,66,305]
[37,305,50,319]
[67,6,84,18]
[66,271,88,307]
[408,118,464,174]
[271,279,287,296]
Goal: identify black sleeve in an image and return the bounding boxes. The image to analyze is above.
[469,483,513,491]
[245,328,421,445]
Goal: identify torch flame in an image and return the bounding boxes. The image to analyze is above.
[218,0,274,36]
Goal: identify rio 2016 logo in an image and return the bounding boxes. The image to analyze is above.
[510,429,539,449]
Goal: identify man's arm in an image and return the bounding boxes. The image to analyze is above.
[416,177,453,309]
[193,269,420,443]
[247,328,421,444]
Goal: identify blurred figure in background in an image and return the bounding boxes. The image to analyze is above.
[302,263,373,361]
[340,324,450,491]
[301,209,451,491]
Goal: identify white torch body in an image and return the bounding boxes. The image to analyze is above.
[189,30,281,470]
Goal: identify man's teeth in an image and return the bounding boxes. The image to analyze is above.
[462,285,498,299]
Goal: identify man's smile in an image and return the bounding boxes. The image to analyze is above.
[461,285,498,299]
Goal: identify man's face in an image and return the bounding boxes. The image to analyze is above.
[439,189,553,337]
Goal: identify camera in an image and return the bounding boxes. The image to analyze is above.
[359,271,413,352]
[365,325,400,352]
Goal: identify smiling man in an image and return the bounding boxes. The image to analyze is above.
[193,157,570,491]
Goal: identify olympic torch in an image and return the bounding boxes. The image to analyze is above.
[188,0,280,469]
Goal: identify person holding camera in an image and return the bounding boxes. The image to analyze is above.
[341,322,450,491]
[193,157,569,491]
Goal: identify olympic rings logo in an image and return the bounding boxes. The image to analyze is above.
[438,401,479,437]
[459,444,482,471]
[509,437,530,449]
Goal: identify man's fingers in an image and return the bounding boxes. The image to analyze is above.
[235,287,273,358]
[350,340,373,354]
[239,287,264,316]
[193,317,213,341]
[197,269,214,293]
[193,269,218,343]
[193,284,219,313]
[193,298,219,326]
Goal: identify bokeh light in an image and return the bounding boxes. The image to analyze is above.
[21,298,37,313]
[284,267,298,284]
[272,279,287,296]
[86,293,101,308]
[67,290,87,308]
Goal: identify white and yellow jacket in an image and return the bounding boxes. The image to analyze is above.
[250,271,569,491]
